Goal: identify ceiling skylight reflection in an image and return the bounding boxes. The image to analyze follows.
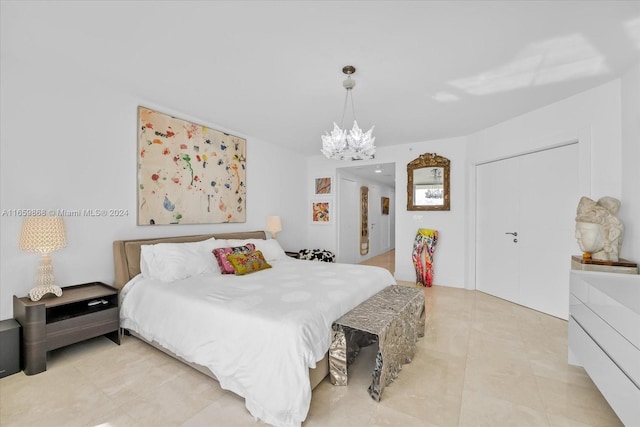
[432,91,460,103]
[448,34,609,96]
[624,17,640,49]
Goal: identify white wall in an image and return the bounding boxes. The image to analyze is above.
[393,138,468,286]
[308,136,468,287]
[620,61,640,262]
[0,52,306,320]
[465,78,629,290]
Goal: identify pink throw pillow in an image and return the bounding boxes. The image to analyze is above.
[213,244,256,274]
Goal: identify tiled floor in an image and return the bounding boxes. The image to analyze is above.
[359,249,395,275]
[0,253,622,426]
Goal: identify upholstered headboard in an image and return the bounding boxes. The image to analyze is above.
[112,230,267,289]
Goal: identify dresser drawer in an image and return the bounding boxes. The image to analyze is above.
[570,271,640,348]
[46,307,118,351]
[569,317,640,426]
[570,294,640,384]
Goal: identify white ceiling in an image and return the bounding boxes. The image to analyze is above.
[3,1,639,174]
[338,162,397,189]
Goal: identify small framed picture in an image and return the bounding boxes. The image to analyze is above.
[314,177,332,195]
[311,201,331,224]
[381,197,390,215]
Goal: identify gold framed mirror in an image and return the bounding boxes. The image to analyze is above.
[360,186,370,255]
[407,153,450,211]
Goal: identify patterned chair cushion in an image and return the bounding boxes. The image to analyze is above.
[298,249,336,263]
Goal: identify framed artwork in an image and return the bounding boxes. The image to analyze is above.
[381,197,390,215]
[137,106,247,225]
[311,201,331,224]
[314,177,332,195]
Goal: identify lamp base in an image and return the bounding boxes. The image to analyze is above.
[28,285,63,302]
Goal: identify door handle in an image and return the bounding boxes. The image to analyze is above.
[505,232,518,236]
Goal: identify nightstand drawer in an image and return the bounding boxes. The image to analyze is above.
[46,307,118,351]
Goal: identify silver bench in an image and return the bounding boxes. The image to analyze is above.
[329,285,425,401]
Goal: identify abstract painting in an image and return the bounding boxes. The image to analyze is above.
[137,106,246,225]
[312,201,331,223]
[315,177,332,195]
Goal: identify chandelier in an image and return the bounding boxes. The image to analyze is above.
[321,65,376,160]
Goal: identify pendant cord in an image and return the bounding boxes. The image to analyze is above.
[341,88,357,129]
[341,89,349,129]
[350,90,357,124]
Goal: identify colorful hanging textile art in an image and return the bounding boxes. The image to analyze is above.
[412,228,438,287]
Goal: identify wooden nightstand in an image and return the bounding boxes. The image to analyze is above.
[13,282,120,375]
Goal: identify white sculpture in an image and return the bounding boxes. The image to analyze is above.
[575,196,624,261]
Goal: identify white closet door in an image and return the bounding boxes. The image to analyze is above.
[476,158,520,303]
[518,144,579,318]
[476,143,579,319]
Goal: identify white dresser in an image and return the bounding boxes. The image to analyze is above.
[569,270,640,426]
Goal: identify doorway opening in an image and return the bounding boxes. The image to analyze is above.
[336,163,396,266]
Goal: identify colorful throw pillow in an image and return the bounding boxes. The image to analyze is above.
[226,250,272,275]
[227,238,287,261]
[213,244,256,274]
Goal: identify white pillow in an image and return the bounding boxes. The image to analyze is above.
[227,238,287,261]
[139,245,153,278]
[257,239,287,261]
[140,237,228,281]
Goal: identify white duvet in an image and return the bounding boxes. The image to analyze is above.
[120,258,394,427]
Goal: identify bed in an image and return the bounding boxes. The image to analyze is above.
[113,231,396,427]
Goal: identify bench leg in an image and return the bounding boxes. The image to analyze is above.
[329,326,348,385]
[368,350,384,401]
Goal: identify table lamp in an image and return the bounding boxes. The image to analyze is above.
[265,216,282,239]
[19,216,67,301]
